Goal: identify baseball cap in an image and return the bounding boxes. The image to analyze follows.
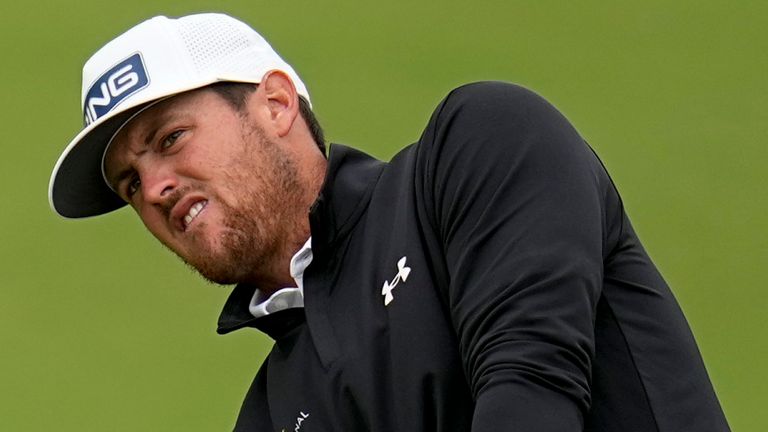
[49,13,310,218]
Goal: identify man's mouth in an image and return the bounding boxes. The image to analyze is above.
[183,200,208,230]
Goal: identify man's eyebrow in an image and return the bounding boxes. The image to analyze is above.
[144,122,162,146]
[143,109,184,146]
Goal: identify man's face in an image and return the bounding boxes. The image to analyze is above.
[104,88,307,286]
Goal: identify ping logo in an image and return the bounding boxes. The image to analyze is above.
[83,53,149,125]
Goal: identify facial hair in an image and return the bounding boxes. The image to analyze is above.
[175,121,306,286]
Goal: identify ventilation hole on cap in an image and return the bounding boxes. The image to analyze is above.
[177,16,252,74]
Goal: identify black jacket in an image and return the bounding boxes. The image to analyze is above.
[218,82,729,431]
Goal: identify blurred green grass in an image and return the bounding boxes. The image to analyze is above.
[1,0,765,430]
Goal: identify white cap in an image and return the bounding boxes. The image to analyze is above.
[49,13,310,218]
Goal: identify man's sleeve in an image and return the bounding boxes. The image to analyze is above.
[417,82,621,430]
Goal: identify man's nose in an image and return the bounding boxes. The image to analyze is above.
[142,167,178,205]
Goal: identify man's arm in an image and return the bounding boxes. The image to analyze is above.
[417,82,621,430]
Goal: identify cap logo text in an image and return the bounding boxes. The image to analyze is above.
[83,53,149,126]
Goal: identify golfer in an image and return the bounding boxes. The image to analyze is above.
[49,13,730,432]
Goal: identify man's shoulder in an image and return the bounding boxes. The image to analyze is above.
[341,82,559,164]
[335,81,579,191]
[434,81,557,125]
[405,82,572,172]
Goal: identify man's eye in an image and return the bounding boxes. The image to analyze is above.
[127,176,141,197]
[161,130,184,149]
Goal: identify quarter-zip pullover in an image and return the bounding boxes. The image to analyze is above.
[218,82,729,432]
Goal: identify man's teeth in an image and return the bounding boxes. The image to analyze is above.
[184,201,206,227]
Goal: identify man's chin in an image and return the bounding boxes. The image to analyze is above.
[169,241,245,285]
[167,204,276,287]
[196,269,242,286]
[184,256,248,286]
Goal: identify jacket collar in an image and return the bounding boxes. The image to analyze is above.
[216,143,385,338]
[308,143,386,260]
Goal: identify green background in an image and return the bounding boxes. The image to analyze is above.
[2,1,765,430]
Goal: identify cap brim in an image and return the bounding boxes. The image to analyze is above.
[49,107,142,218]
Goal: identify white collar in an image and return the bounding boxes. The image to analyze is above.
[248,238,312,318]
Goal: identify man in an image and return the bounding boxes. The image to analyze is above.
[49,13,730,431]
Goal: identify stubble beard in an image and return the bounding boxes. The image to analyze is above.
[179,123,306,287]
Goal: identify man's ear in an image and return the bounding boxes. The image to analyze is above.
[258,70,300,137]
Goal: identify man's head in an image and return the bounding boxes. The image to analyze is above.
[49,13,327,290]
[49,13,316,218]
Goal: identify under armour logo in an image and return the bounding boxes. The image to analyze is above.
[382,256,411,306]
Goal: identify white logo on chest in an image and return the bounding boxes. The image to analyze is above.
[381,256,411,306]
